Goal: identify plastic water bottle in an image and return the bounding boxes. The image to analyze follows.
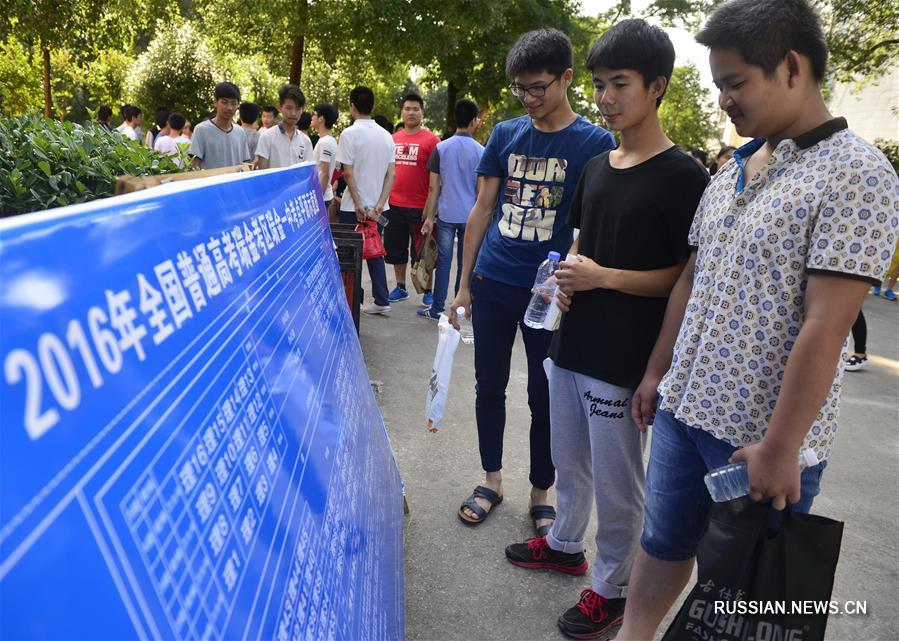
[364,205,389,227]
[542,253,577,331]
[524,251,561,329]
[704,447,819,502]
[456,306,474,344]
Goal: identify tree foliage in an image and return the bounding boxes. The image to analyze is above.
[658,63,718,150]
[219,52,284,108]
[820,0,898,83]
[3,0,893,140]
[0,36,42,115]
[618,0,898,83]
[3,0,169,116]
[0,35,134,122]
[124,20,219,123]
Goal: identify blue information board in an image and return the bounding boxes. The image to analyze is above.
[0,165,404,641]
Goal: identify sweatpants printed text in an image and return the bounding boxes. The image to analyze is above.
[583,390,627,419]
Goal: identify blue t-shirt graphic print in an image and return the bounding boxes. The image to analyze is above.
[474,115,616,287]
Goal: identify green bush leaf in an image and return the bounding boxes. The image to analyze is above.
[1,115,184,217]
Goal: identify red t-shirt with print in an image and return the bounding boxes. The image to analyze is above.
[390,128,439,209]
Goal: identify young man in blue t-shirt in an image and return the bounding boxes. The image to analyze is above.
[419,98,485,319]
[449,28,616,534]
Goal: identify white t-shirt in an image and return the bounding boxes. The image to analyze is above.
[255,125,314,169]
[119,124,139,141]
[336,119,395,212]
[154,134,184,167]
[313,134,339,200]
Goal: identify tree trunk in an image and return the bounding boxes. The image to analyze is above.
[445,81,458,135]
[289,35,304,85]
[289,0,310,85]
[42,44,51,118]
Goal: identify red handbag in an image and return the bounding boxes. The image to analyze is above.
[356,220,386,260]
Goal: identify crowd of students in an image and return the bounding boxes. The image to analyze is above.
[88,1,898,638]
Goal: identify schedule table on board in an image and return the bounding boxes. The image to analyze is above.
[0,164,405,641]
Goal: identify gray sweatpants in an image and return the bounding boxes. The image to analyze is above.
[545,359,647,599]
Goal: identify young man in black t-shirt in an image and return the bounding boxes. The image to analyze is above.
[504,20,708,639]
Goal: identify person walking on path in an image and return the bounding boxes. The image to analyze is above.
[311,103,340,211]
[845,310,868,371]
[419,98,485,320]
[336,86,396,315]
[385,93,440,308]
[239,102,261,159]
[448,28,616,535]
[872,239,899,300]
[616,2,899,638]
[503,21,709,639]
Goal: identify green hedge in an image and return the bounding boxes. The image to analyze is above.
[875,139,899,173]
[1,114,183,217]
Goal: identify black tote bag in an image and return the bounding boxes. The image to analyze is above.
[662,498,844,641]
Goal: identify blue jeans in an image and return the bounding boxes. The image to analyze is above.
[431,220,466,314]
[338,211,389,306]
[471,276,554,490]
[640,409,828,561]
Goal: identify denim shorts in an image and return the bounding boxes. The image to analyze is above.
[640,409,828,561]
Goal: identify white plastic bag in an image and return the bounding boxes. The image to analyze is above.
[425,313,460,432]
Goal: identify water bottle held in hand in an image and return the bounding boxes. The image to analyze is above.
[456,306,474,344]
[704,447,819,502]
[542,253,577,331]
[524,251,561,329]
[365,205,389,227]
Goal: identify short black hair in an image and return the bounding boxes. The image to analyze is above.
[97,105,113,121]
[298,112,312,129]
[401,93,424,108]
[314,103,339,128]
[505,28,573,78]
[696,0,828,81]
[586,19,675,107]
[278,84,306,108]
[716,145,736,160]
[154,107,170,129]
[120,103,132,120]
[262,105,279,117]
[214,82,241,101]
[688,147,708,165]
[454,98,479,128]
[168,112,186,131]
[129,106,142,119]
[239,102,260,124]
[350,86,375,115]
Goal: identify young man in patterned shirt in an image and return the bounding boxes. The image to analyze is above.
[617,1,899,639]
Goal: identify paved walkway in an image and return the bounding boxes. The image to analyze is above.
[357,278,898,641]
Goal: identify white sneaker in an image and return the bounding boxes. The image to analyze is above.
[363,303,391,315]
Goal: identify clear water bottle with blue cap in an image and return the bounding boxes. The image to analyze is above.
[524,251,561,329]
[704,447,819,502]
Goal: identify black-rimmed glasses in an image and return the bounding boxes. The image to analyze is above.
[508,77,560,98]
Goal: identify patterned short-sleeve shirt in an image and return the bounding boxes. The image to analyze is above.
[658,118,898,462]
